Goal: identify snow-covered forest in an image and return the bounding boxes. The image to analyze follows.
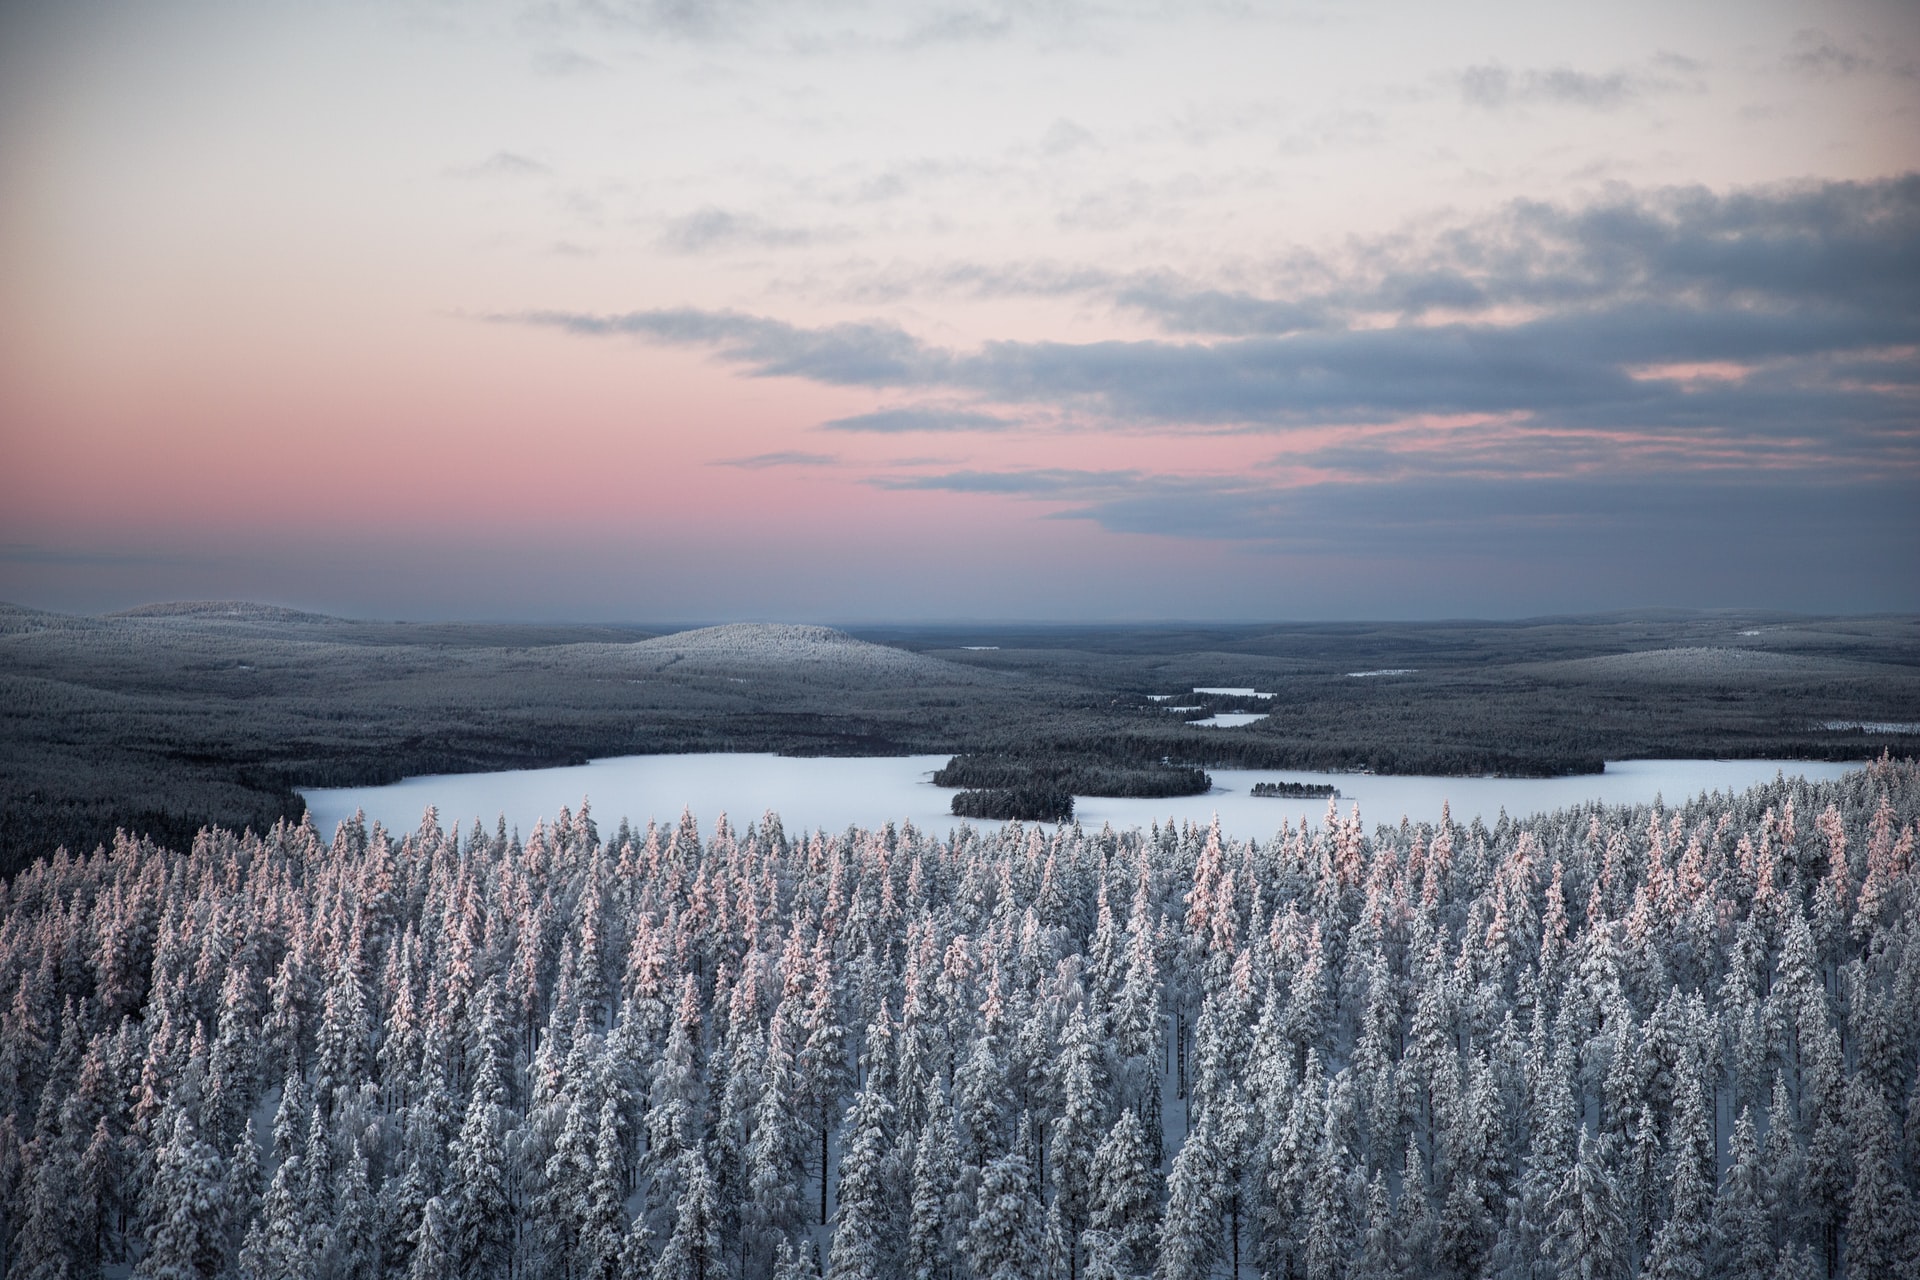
[2,757,1917,1280]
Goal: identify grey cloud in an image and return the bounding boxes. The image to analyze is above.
[570,0,756,41]
[903,8,1014,47]
[1070,475,1920,576]
[504,307,939,385]
[1460,63,1637,110]
[532,48,606,76]
[874,468,1139,494]
[886,468,1917,584]
[1041,118,1098,156]
[835,259,1117,305]
[1123,176,1920,334]
[1787,30,1875,79]
[819,406,1012,432]
[0,543,195,567]
[451,151,550,178]
[713,450,839,469]
[1112,283,1329,337]
[658,207,841,254]
[509,176,1919,465]
[1652,51,1705,74]
[1057,179,1175,231]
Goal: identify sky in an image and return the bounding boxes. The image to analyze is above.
[1,0,1916,622]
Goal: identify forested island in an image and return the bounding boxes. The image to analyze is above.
[950,784,1076,823]
[0,755,1914,1278]
[1251,781,1339,799]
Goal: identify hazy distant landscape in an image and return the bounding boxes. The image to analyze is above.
[4,602,1915,874]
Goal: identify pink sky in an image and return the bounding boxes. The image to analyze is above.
[3,0,1916,620]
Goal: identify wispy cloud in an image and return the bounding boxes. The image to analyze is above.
[712,450,840,469]
[449,151,550,179]
[531,47,606,77]
[819,406,1011,432]
[1785,29,1887,80]
[658,207,845,254]
[1459,63,1641,110]
[874,467,1139,494]
[0,542,198,567]
[507,176,1920,485]
[504,307,937,385]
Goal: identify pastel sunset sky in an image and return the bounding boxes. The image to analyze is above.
[2,0,1916,621]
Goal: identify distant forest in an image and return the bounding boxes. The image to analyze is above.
[0,755,1915,1278]
[5,606,1916,877]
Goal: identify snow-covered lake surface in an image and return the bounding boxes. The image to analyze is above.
[1187,713,1271,727]
[302,754,1866,844]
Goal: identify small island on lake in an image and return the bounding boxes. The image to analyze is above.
[1251,779,1339,798]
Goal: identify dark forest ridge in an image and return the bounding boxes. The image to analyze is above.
[2,603,1916,876]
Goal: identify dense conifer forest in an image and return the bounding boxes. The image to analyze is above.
[1,756,1916,1278]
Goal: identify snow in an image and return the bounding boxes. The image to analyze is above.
[960,645,1000,650]
[1186,713,1270,727]
[619,623,964,679]
[1347,668,1415,677]
[302,754,1868,844]
[1192,687,1275,697]
[1820,719,1920,734]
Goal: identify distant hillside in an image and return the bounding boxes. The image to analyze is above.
[619,622,984,680]
[107,600,347,624]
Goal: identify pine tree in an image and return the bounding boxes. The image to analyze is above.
[1710,1109,1774,1280]
[1351,1170,1398,1280]
[407,1195,453,1280]
[134,1110,227,1280]
[1157,1112,1224,1280]
[447,1039,513,1280]
[653,1144,724,1280]
[1543,1130,1626,1280]
[79,1114,121,1264]
[580,1095,632,1280]
[1842,1077,1918,1280]
[748,998,808,1268]
[909,1087,962,1280]
[1645,1073,1711,1280]
[11,1128,82,1280]
[1049,1004,1105,1280]
[241,1153,314,1280]
[330,1137,377,1280]
[1084,1109,1157,1280]
[829,1076,901,1280]
[969,1115,1042,1280]
[225,1118,263,1265]
[799,941,850,1227]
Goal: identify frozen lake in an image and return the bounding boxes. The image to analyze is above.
[301,754,1866,844]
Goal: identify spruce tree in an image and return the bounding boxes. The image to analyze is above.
[968,1115,1042,1280]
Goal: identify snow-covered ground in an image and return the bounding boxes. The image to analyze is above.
[582,622,971,680]
[303,754,1866,845]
